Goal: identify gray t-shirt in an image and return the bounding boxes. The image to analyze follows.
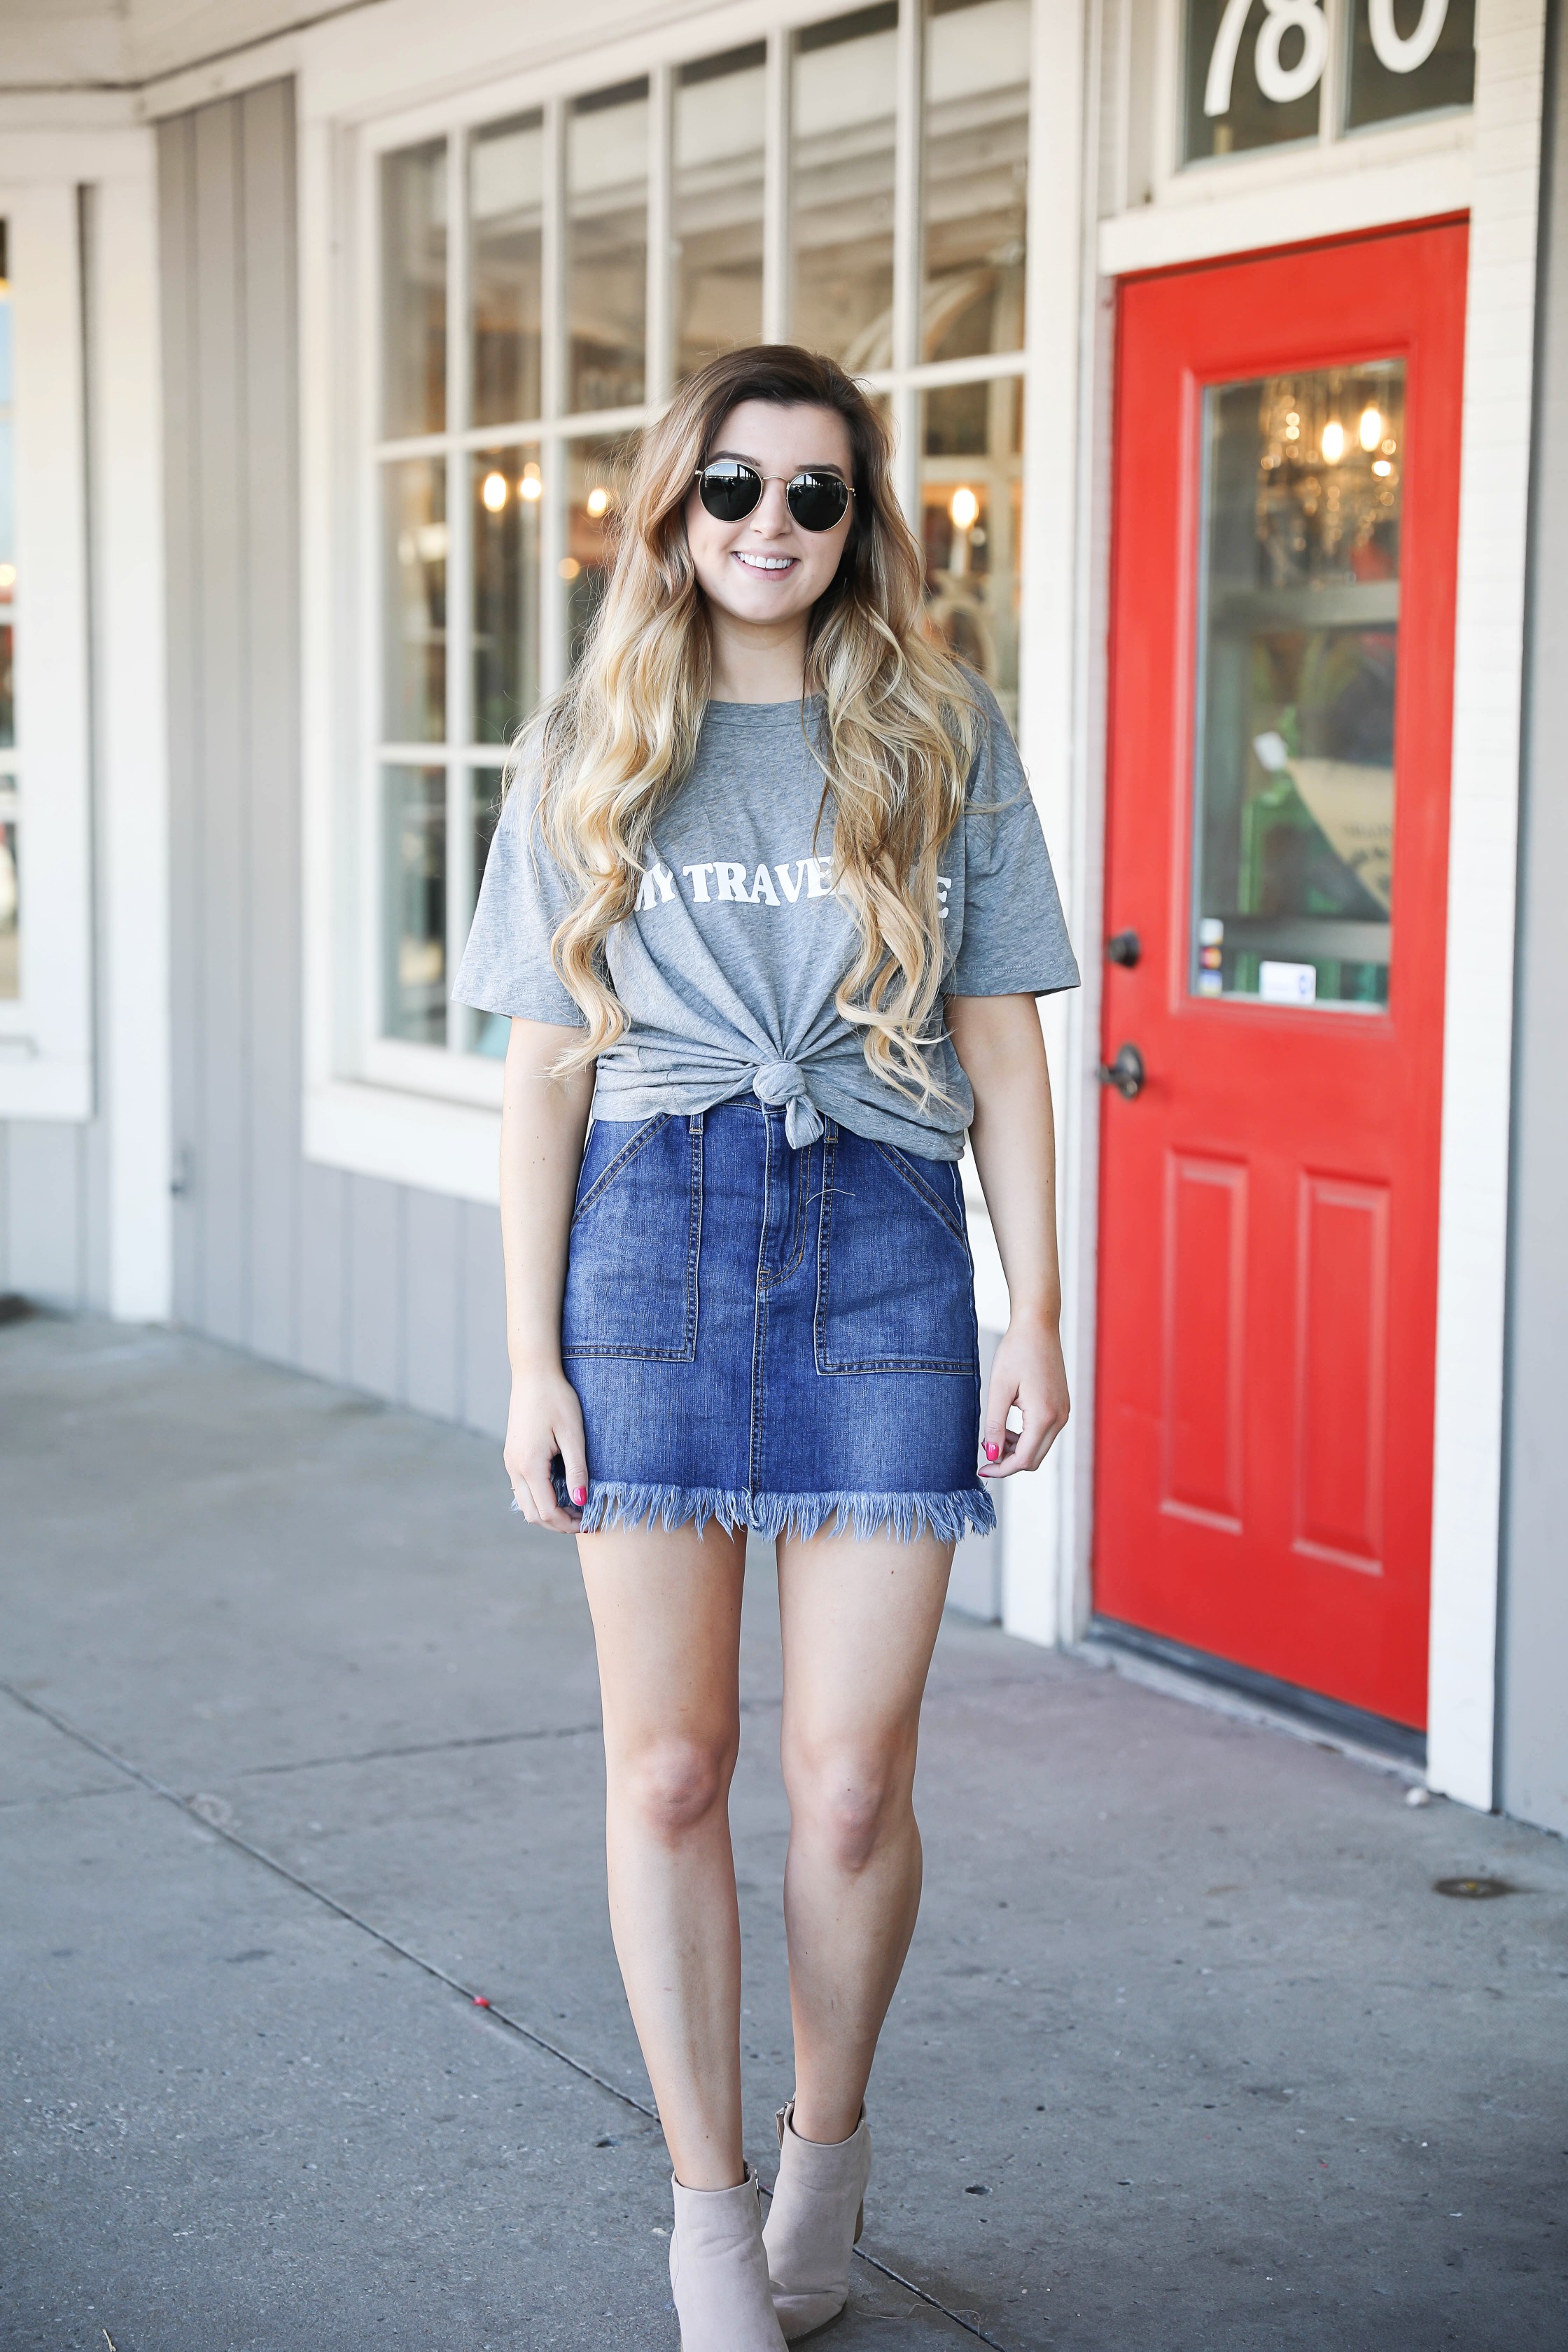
[453,682,1079,1161]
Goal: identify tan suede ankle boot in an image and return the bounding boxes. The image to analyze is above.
[668,2164,789,2352]
[761,2100,872,2341]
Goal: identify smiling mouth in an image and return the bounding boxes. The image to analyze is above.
[732,552,798,572]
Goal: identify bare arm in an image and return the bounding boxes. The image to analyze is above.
[944,992,1070,1480]
[499,1015,596,1531]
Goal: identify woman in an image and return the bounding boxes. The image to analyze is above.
[455,346,1078,2348]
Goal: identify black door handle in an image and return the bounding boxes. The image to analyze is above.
[1106,928,1141,967]
[1097,1042,1145,1100]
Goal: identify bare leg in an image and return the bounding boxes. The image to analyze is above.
[775,1527,953,2144]
[578,1521,750,2190]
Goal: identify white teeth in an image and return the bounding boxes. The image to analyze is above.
[734,552,795,570]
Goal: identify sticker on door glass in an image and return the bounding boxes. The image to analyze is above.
[1189,363,1401,1013]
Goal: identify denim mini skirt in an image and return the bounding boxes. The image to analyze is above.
[558,1099,994,1544]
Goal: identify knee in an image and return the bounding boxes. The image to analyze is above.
[618,1734,734,1844]
[786,1746,912,1875]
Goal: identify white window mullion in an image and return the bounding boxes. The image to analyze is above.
[762,27,791,344]
[647,62,674,402]
[891,0,925,522]
[444,130,474,1051]
[541,98,568,696]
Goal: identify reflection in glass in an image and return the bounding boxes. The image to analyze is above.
[567,80,649,414]
[471,113,543,428]
[1,252,15,752]
[1191,363,1405,1011]
[382,458,447,742]
[919,379,1023,722]
[0,816,16,1000]
[472,448,542,743]
[383,765,447,1043]
[1184,0,1321,163]
[674,46,766,382]
[0,624,11,750]
[566,435,640,668]
[1345,0,1474,130]
[382,141,447,435]
[470,766,510,1056]
[791,6,898,369]
[922,0,1029,362]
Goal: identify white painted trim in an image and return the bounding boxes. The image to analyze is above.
[1425,0,1548,1812]
[305,1077,501,1200]
[88,146,174,1321]
[0,181,93,1124]
[1002,0,1089,1649]
[136,33,307,123]
[1098,138,1473,276]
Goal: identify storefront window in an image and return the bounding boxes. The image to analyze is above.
[922,0,1030,361]
[791,6,899,368]
[675,46,767,382]
[920,378,1023,723]
[372,5,1030,1066]
[470,114,543,429]
[1191,362,1404,1011]
[567,80,650,414]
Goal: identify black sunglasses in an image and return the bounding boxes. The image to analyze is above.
[693,460,854,533]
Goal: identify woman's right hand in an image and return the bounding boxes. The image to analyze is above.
[505,1364,591,1533]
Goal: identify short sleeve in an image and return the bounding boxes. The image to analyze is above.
[451,754,588,1027]
[947,682,1081,1000]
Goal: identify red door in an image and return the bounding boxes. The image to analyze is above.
[1093,223,1466,1732]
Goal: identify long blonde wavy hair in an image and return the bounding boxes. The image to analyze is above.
[530,345,981,1100]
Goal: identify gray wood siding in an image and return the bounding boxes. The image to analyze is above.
[159,79,510,1444]
[1501,0,1568,1837]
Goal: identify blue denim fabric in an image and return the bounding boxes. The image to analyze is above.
[554,1100,994,1542]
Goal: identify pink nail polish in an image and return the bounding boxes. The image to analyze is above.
[984,1440,1000,1463]
[572,1486,588,1506]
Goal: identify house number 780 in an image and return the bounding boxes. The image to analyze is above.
[1203,0,1452,117]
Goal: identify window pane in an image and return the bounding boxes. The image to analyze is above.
[674,46,766,382]
[470,766,510,1057]
[1184,0,1322,162]
[472,447,543,745]
[0,815,16,1000]
[383,765,447,1042]
[382,458,447,743]
[1345,0,1474,130]
[471,113,544,428]
[922,0,1029,362]
[568,80,649,414]
[791,6,898,369]
[565,434,640,668]
[1191,365,1404,1011]
[1,251,14,749]
[382,140,447,435]
[920,378,1023,724]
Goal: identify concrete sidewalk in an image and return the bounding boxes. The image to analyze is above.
[2,1313,1564,2352]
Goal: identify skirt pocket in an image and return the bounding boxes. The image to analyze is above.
[814,1130,979,1375]
[562,1114,703,1362]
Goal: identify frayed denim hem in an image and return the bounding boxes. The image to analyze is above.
[566,1480,996,1544]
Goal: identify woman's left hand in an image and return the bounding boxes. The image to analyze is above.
[980,1313,1070,1478]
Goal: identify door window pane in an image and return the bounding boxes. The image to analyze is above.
[384,765,447,1042]
[1184,0,1324,162]
[471,113,543,428]
[920,379,1023,724]
[1345,0,1474,130]
[674,46,766,382]
[565,435,640,668]
[567,80,649,414]
[1191,363,1404,1011]
[791,6,898,369]
[922,0,1030,362]
[382,141,447,435]
[472,447,542,743]
[382,458,447,742]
